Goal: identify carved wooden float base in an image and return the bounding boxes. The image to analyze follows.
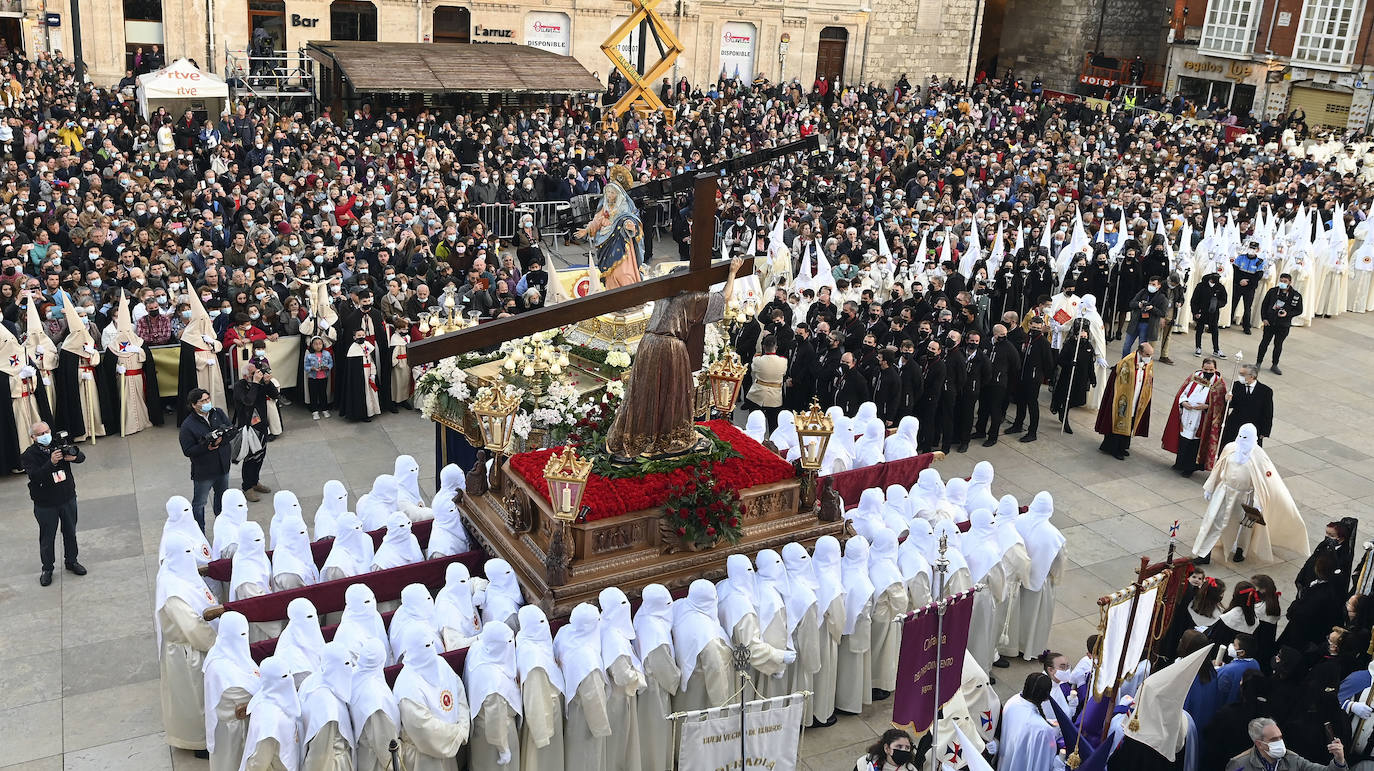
[458,462,843,618]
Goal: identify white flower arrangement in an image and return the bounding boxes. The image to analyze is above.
[605,350,632,369]
[512,412,533,440]
[605,378,625,400]
[702,321,728,365]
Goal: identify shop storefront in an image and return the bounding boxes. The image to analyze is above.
[1286,82,1355,129]
[1166,49,1264,115]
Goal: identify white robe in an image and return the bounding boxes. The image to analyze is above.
[159,597,218,750]
[671,640,733,714]
[562,674,612,771]
[397,697,469,771]
[637,646,678,771]
[812,596,844,723]
[519,668,565,771]
[1017,552,1064,659]
[835,602,872,714]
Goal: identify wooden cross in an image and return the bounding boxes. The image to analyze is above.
[600,0,683,123]
[407,173,751,368]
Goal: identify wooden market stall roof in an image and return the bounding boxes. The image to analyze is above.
[305,42,605,94]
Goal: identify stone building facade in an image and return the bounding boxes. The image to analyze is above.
[29,0,978,94]
[997,0,1168,90]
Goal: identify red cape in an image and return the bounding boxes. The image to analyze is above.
[1160,373,1228,469]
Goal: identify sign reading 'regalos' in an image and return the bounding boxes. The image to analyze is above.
[719,21,756,81]
[525,11,570,56]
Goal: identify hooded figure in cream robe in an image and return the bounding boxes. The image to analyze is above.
[898,519,935,609]
[0,323,46,462]
[1194,423,1309,564]
[322,512,376,583]
[228,522,278,642]
[270,491,320,591]
[239,656,302,771]
[393,624,471,771]
[962,509,1005,673]
[204,611,261,771]
[716,554,792,696]
[464,621,522,771]
[158,531,221,751]
[57,295,104,439]
[809,535,846,725]
[632,584,679,769]
[994,497,1032,661]
[180,290,227,424]
[776,545,821,725]
[554,603,612,770]
[313,480,350,541]
[1016,492,1067,660]
[482,558,524,630]
[350,638,400,771]
[22,298,58,409]
[836,536,876,714]
[333,584,389,664]
[299,641,356,771]
[427,463,469,558]
[598,587,645,771]
[515,605,565,771]
[108,293,153,434]
[867,530,910,695]
[435,563,484,651]
[670,580,734,714]
[393,454,433,522]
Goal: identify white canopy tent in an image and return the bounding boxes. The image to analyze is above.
[136,58,228,122]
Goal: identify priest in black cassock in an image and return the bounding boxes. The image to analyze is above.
[336,287,391,422]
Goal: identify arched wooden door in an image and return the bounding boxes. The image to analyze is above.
[814,26,848,83]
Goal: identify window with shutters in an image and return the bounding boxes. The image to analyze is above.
[1293,0,1366,68]
[1199,0,1260,57]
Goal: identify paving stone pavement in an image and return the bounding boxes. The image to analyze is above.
[0,312,1368,770]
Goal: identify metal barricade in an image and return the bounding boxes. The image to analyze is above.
[520,201,573,244]
[471,203,517,241]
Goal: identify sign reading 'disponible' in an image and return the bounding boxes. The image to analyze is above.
[677,694,804,771]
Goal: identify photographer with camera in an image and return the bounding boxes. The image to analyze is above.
[232,361,277,502]
[21,422,86,586]
[179,388,235,530]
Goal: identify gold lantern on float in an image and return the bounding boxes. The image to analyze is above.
[471,386,521,489]
[543,446,592,521]
[706,352,747,415]
[793,398,834,471]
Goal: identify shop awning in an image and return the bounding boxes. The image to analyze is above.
[306,41,604,95]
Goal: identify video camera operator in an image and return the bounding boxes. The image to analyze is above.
[22,422,86,587]
[179,387,235,531]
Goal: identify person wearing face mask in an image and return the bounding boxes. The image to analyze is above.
[1161,356,1228,478]
[179,388,235,531]
[1225,362,1275,448]
[336,287,392,421]
[21,420,86,586]
[1191,272,1229,358]
[856,728,921,770]
[1093,341,1155,461]
[1256,272,1304,375]
[1225,717,1346,771]
[1215,633,1260,706]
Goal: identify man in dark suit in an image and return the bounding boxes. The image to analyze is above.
[950,330,989,453]
[1255,272,1303,375]
[894,339,923,420]
[973,323,1021,447]
[871,348,903,427]
[938,331,968,453]
[784,323,822,411]
[1007,317,1054,443]
[915,340,947,453]
[830,351,870,416]
[1220,363,1274,448]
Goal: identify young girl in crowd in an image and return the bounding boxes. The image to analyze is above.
[304,335,333,420]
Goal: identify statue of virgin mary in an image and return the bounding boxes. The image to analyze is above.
[577,168,644,289]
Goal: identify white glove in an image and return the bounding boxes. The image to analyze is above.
[782,650,797,665]
[771,670,785,680]
[985,740,999,756]
[1095,357,1108,369]
[1203,489,1213,502]
[82,344,95,354]
[115,364,126,375]
[202,334,215,344]
[18,365,35,379]
[496,748,511,766]
[319,319,330,330]
[1067,691,1079,711]
[41,376,51,386]
[1053,751,1068,771]
[1349,701,1374,719]
[80,371,93,381]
